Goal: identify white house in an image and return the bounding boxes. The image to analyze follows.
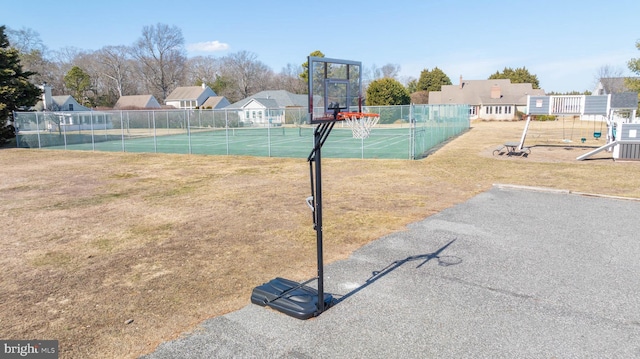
[165,84,218,109]
[238,98,283,126]
[225,90,308,126]
[36,83,91,112]
[429,77,545,120]
[30,83,112,132]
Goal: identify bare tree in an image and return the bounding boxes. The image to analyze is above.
[595,65,625,94]
[363,63,401,89]
[49,47,83,95]
[185,55,222,86]
[381,63,401,79]
[5,26,45,54]
[131,23,186,101]
[363,64,381,87]
[95,45,136,101]
[271,63,306,94]
[221,51,273,102]
[6,26,57,87]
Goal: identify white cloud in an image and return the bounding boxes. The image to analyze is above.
[186,41,230,53]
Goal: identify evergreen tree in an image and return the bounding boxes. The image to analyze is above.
[0,25,41,144]
[300,50,325,84]
[366,78,410,106]
[489,67,540,89]
[416,67,452,92]
[64,66,92,106]
[625,39,640,110]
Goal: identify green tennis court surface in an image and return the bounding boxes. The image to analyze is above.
[36,125,462,159]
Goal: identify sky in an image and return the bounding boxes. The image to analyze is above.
[2,0,639,93]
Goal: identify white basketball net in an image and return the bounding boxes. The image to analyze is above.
[342,114,379,139]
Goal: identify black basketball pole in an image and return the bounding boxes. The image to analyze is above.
[307,120,336,314]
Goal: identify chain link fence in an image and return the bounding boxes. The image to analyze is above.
[12,104,469,160]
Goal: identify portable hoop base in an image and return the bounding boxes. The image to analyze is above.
[250,277,333,320]
[251,117,340,319]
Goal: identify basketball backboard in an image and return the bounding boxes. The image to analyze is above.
[308,56,363,123]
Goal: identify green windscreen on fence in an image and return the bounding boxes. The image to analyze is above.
[13,105,469,160]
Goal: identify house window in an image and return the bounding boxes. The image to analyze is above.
[245,111,250,120]
[506,106,512,114]
[69,104,74,111]
[181,100,196,109]
[496,106,502,114]
[258,111,263,119]
[486,106,492,114]
[252,111,256,119]
[469,106,477,115]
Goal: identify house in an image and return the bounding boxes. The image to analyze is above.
[114,95,161,109]
[165,84,218,109]
[240,98,282,126]
[201,96,230,109]
[30,83,112,132]
[225,90,308,126]
[35,83,91,112]
[593,77,640,95]
[429,77,545,120]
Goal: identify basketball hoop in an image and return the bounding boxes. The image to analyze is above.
[338,112,380,139]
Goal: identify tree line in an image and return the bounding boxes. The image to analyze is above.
[3,21,639,143]
[5,22,547,109]
[6,23,310,107]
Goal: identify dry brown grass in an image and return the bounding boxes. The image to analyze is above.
[1,120,639,358]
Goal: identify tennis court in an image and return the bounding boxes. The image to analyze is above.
[13,105,470,159]
[48,126,419,159]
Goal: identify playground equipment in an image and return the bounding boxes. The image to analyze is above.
[251,57,378,319]
[520,93,639,161]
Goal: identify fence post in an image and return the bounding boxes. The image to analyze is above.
[36,111,41,148]
[90,111,95,151]
[153,111,157,153]
[120,111,125,152]
[268,111,271,157]
[187,110,192,154]
[410,104,415,160]
[225,109,229,155]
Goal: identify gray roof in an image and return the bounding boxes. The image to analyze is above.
[246,98,279,108]
[611,92,639,109]
[226,90,307,109]
[429,79,544,106]
[594,77,640,95]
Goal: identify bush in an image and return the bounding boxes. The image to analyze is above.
[535,115,557,121]
[0,124,16,145]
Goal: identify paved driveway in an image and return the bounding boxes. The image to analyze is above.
[142,185,640,358]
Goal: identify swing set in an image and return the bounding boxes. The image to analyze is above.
[520,93,639,160]
[578,117,603,143]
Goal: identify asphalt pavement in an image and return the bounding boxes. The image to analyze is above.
[142,185,640,358]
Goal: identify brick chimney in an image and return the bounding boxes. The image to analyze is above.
[490,84,501,99]
[39,83,53,110]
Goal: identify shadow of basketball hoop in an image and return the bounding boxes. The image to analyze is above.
[332,239,461,305]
